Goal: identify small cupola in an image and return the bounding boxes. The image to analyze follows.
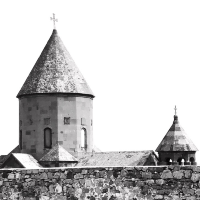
[156,106,198,166]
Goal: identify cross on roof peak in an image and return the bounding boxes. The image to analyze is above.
[50,13,58,29]
[174,105,177,115]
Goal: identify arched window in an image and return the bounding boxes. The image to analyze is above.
[177,157,182,165]
[44,128,52,149]
[81,128,87,150]
[177,158,184,165]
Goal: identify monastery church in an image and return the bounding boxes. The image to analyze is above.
[0,17,198,168]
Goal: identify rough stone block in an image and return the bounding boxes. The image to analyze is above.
[141,172,152,179]
[184,170,192,178]
[146,179,154,185]
[192,166,200,172]
[191,173,200,182]
[152,173,161,179]
[173,171,184,179]
[155,179,165,185]
[154,195,163,199]
[195,189,200,196]
[161,170,173,179]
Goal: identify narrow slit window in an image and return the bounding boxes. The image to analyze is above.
[81,128,87,150]
[19,130,22,150]
[81,118,86,125]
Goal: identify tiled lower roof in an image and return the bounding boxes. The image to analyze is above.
[0,145,21,167]
[76,150,158,166]
[7,153,41,168]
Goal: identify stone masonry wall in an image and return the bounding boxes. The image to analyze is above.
[1,166,200,200]
[19,95,93,160]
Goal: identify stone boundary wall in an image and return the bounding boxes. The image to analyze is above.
[1,166,200,199]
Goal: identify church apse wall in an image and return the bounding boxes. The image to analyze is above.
[1,166,200,199]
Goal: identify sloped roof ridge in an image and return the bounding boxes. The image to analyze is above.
[40,144,78,162]
[76,150,158,167]
[88,150,153,154]
[2,153,42,168]
[156,115,198,152]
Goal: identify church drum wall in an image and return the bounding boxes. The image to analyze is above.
[57,96,93,156]
[19,95,58,160]
[19,94,93,160]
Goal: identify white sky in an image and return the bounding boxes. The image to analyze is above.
[1,0,200,163]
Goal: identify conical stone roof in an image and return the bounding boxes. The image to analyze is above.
[17,29,94,98]
[156,115,198,152]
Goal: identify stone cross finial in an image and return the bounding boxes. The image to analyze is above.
[174,105,177,115]
[50,13,58,29]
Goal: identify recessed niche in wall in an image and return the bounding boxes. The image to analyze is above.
[64,117,70,125]
[29,119,33,125]
[26,131,31,135]
[44,118,50,125]
[81,118,86,125]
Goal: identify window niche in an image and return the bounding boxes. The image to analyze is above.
[177,158,183,165]
[44,118,50,125]
[44,128,52,149]
[64,117,70,125]
[29,119,33,125]
[81,118,86,125]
